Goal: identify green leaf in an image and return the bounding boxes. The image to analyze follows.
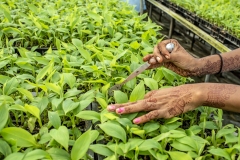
[0,104,8,131]
[72,39,92,63]
[117,118,133,128]
[35,96,49,113]
[0,4,12,22]
[99,121,126,143]
[165,117,182,124]
[1,127,38,147]
[138,139,160,151]
[39,132,51,144]
[71,130,96,160]
[101,83,110,96]
[9,104,26,112]
[79,99,93,111]
[25,104,40,120]
[15,61,34,72]
[225,133,238,144]
[75,111,100,121]
[51,98,63,110]
[130,81,145,102]
[63,73,76,89]
[64,88,82,98]
[4,152,24,160]
[143,122,160,133]
[168,151,192,160]
[89,144,114,157]
[127,138,144,151]
[79,90,95,100]
[56,28,69,34]
[0,95,14,104]
[90,130,99,143]
[176,136,197,151]
[199,121,218,129]
[96,97,107,109]
[114,90,128,103]
[130,41,140,50]
[16,74,35,81]
[3,78,18,95]
[62,99,79,114]
[27,3,38,12]
[0,60,9,69]
[130,128,145,139]
[32,57,49,65]
[104,113,119,120]
[88,11,102,22]
[208,148,231,160]
[171,141,194,152]
[23,149,51,160]
[3,27,22,37]
[0,139,11,157]
[144,78,158,90]
[55,38,61,50]
[45,83,62,96]
[48,111,61,129]
[50,126,69,151]
[36,60,53,82]
[162,68,175,83]
[153,130,186,141]
[116,50,128,60]
[16,88,34,101]
[121,112,138,120]
[47,148,70,160]
[216,128,236,139]
[0,75,10,84]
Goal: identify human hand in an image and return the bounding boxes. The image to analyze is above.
[107,84,202,124]
[145,39,200,77]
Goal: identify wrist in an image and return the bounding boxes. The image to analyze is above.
[193,55,222,76]
[189,58,204,76]
[192,83,205,107]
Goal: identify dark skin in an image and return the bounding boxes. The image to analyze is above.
[107,39,240,124]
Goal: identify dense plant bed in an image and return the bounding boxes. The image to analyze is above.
[168,0,240,39]
[0,0,240,160]
[91,99,240,159]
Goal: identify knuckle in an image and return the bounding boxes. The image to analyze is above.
[146,90,157,98]
[144,111,159,121]
[124,107,132,113]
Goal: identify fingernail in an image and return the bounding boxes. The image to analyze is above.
[107,105,115,111]
[156,57,161,62]
[165,55,170,59]
[133,118,140,124]
[116,107,125,113]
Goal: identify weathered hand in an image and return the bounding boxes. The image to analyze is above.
[145,39,200,76]
[107,84,202,124]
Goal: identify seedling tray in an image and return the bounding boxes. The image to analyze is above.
[156,0,240,47]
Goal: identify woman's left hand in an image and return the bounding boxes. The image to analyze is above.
[107,84,203,124]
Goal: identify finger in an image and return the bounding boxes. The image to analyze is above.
[114,100,145,114]
[158,41,171,60]
[153,45,164,63]
[143,54,162,69]
[144,90,158,99]
[143,54,154,62]
[147,63,162,69]
[158,38,179,59]
[149,57,157,64]
[133,110,163,124]
[107,101,137,112]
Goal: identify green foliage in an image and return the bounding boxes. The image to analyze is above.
[169,0,240,38]
[0,0,239,159]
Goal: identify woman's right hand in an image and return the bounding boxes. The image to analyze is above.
[144,39,200,77]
